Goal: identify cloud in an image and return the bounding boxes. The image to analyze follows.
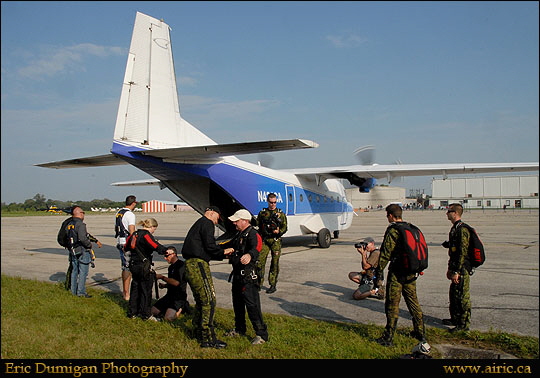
[325,33,367,48]
[181,95,280,120]
[16,43,125,79]
[178,76,198,87]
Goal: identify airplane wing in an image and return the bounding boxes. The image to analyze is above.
[288,162,539,185]
[137,139,319,161]
[35,154,128,169]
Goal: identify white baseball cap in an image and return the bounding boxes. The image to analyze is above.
[228,209,252,221]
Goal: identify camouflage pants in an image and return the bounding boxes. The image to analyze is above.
[185,258,217,343]
[383,271,425,340]
[257,238,281,287]
[449,270,471,329]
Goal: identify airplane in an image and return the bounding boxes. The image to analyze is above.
[36,12,539,248]
[36,205,70,214]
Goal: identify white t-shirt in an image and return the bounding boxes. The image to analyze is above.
[117,208,136,245]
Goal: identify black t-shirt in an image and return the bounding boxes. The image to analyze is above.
[167,259,187,301]
[181,216,224,262]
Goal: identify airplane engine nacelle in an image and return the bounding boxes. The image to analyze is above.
[359,178,376,193]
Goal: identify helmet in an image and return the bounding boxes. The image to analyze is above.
[412,341,431,356]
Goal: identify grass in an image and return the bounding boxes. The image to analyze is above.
[1,274,538,359]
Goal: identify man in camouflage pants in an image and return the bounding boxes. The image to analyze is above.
[256,193,287,294]
[181,206,228,348]
[443,203,471,332]
[374,204,426,346]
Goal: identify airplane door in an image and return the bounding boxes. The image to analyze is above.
[339,195,352,226]
[286,185,295,215]
[339,198,348,225]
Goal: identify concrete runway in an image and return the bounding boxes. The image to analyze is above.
[2,209,538,337]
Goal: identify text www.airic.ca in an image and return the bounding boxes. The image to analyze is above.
[443,363,533,374]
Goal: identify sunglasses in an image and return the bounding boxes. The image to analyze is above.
[446,210,456,213]
[164,253,174,257]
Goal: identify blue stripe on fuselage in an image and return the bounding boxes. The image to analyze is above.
[208,164,350,216]
[111,142,351,216]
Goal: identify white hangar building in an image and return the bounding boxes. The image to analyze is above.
[429,175,539,209]
[345,185,412,210]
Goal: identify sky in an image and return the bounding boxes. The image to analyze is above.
[1,1,538,204]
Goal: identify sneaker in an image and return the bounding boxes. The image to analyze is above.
[251,336,266,345]
[77,294,92,298]
[225,329,245,337]
[375,286,385,300]
[146,315,161,322]
[200,339,227,349]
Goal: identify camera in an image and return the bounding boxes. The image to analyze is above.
[354,241,368,249]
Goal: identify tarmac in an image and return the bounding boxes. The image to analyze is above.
[1,208,538,338]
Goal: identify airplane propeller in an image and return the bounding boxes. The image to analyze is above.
[353,145,375,165]
[257,154,275,168]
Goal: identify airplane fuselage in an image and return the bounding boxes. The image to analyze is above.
[111,141,354,243]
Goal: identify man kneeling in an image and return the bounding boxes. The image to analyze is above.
[152,246,190,321]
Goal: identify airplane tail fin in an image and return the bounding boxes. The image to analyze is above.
[113,12,215,149]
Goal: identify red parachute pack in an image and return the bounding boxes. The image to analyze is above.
[392,222,428,275]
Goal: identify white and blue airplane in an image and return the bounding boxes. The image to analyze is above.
[37,12,538,247]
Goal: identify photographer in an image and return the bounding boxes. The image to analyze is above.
[348,237,384,300]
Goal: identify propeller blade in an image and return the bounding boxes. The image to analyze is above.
[353,145,375,165]
[257,154,275,168]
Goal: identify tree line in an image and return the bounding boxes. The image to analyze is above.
[1,194,134,213]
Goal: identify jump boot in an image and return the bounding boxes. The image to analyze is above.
[376,320,397,347]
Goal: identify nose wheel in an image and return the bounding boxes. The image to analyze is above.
[317,228,331,248]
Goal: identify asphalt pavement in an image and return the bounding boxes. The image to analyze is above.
[1,208,538,338]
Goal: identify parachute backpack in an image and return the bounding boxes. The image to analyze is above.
[459,222,486,270]
[391,222,428,275]
[115,208,129,238]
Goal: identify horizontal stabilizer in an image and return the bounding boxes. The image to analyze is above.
[35,154,128,169]
[137,139,318,161]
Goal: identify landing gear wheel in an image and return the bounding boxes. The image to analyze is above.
[317,228,331,248]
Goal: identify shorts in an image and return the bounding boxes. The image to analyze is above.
[358,282,372,293]
[153,294,189,313]
[117,244,131,271]
[358,276,374,293]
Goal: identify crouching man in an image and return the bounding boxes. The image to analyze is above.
[152,246,190,321]
[348,237,384,300]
